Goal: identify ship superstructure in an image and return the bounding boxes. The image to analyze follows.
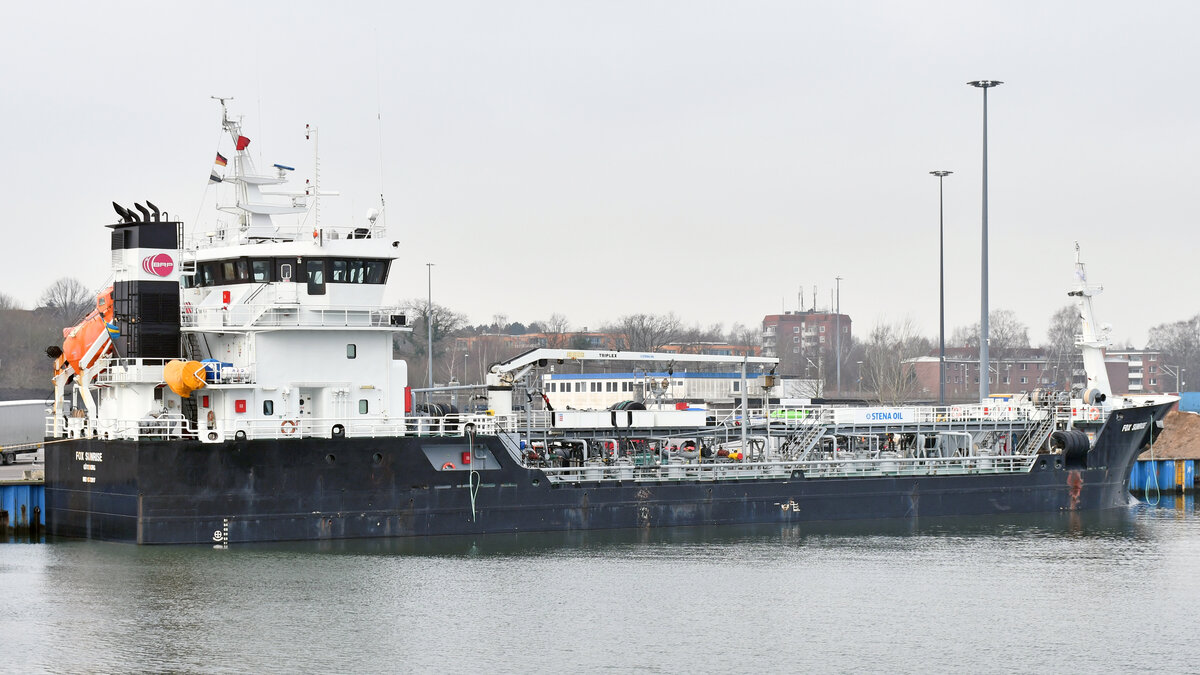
[52,103,410,448]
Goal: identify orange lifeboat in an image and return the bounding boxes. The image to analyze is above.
[57,287,115,376]
[164,360,208,398]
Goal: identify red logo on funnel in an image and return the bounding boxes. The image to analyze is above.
[142,253,175,277]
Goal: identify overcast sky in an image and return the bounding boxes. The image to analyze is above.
[3,1,1197,346]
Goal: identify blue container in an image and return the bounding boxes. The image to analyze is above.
[1184,460,1195,493]
[1178,392,1200,413]
[200,359,233,382]
[1158,461,1176,492]
[1131,461,1146,491]
[0,483,45,528]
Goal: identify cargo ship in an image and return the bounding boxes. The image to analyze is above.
[44,105,1174,544]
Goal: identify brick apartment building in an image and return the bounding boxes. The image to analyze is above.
[761,311,852,377]
[908,347,1168,402]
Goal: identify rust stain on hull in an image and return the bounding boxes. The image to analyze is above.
[1067,471,1083,510]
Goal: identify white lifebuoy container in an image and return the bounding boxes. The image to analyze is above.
[281,419,298,435]
[1087,407,1100,421]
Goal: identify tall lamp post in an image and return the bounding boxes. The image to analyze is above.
[968,79,1002,400]
[930,170,952,406]
[426,262,435,389]
[835,275,842,397]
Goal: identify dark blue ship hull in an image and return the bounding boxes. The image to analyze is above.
[45,402,1172,544]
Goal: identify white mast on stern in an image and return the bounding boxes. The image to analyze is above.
[1068,242,1113,404]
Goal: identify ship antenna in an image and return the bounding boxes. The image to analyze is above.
[374,28,388,233]
[192,96,237,239]
[211,96,235,133]
[307,123,321,230]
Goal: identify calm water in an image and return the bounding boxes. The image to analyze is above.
[2,499,1198,674]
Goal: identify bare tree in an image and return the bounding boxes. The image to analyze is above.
[1148,314,1200,390]
[725,322,760,349]
[950,309,1031,359]
[1041,304,1079,390]
[611,313,682,351]
[395,299,468,384]
[38,277,94,325]
[542,313,572,348]
[862,318,931,405]
[0,292,21,310]
[674,322,725,353]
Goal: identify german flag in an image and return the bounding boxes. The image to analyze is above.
[215,152,228,167]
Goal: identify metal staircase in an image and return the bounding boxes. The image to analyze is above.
[1015,409,1058,455]
[777,410,832,460]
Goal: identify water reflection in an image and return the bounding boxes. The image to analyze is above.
[2,502,1196,674]
[157,505,1190,558]
[2,500,1194,549]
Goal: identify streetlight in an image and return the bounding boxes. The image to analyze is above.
[968,79,1002,401]
[930,170,952,406]
[426,262,435,388]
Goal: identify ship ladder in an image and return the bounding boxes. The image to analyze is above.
[781,423,828,461]
[182,332,205,361]
[1014,412,1057,456]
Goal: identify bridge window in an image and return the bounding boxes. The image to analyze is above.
[200,263,218,287]
[235,259,251,282]
[330,259,349,282]
[222,261,237,282]
[306,259,326,295]
[365,260,387,284]
[251,259,271,282]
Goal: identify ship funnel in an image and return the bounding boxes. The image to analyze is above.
[147,201,160,221]
[112,202,131,222]
[134,203,151,222]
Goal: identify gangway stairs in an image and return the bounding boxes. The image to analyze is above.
[778,412,831,461]
[1014,409,1057,455]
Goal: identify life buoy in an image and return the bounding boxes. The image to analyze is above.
[441,462,455,471]
[281,419,298,435]
[183,301,193,314]
[950,406,964,420]
[206,410,216,428]
[1087,407,1100,421]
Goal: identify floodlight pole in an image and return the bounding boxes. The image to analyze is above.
[930,170,953,405]
[968,79,1002,401]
